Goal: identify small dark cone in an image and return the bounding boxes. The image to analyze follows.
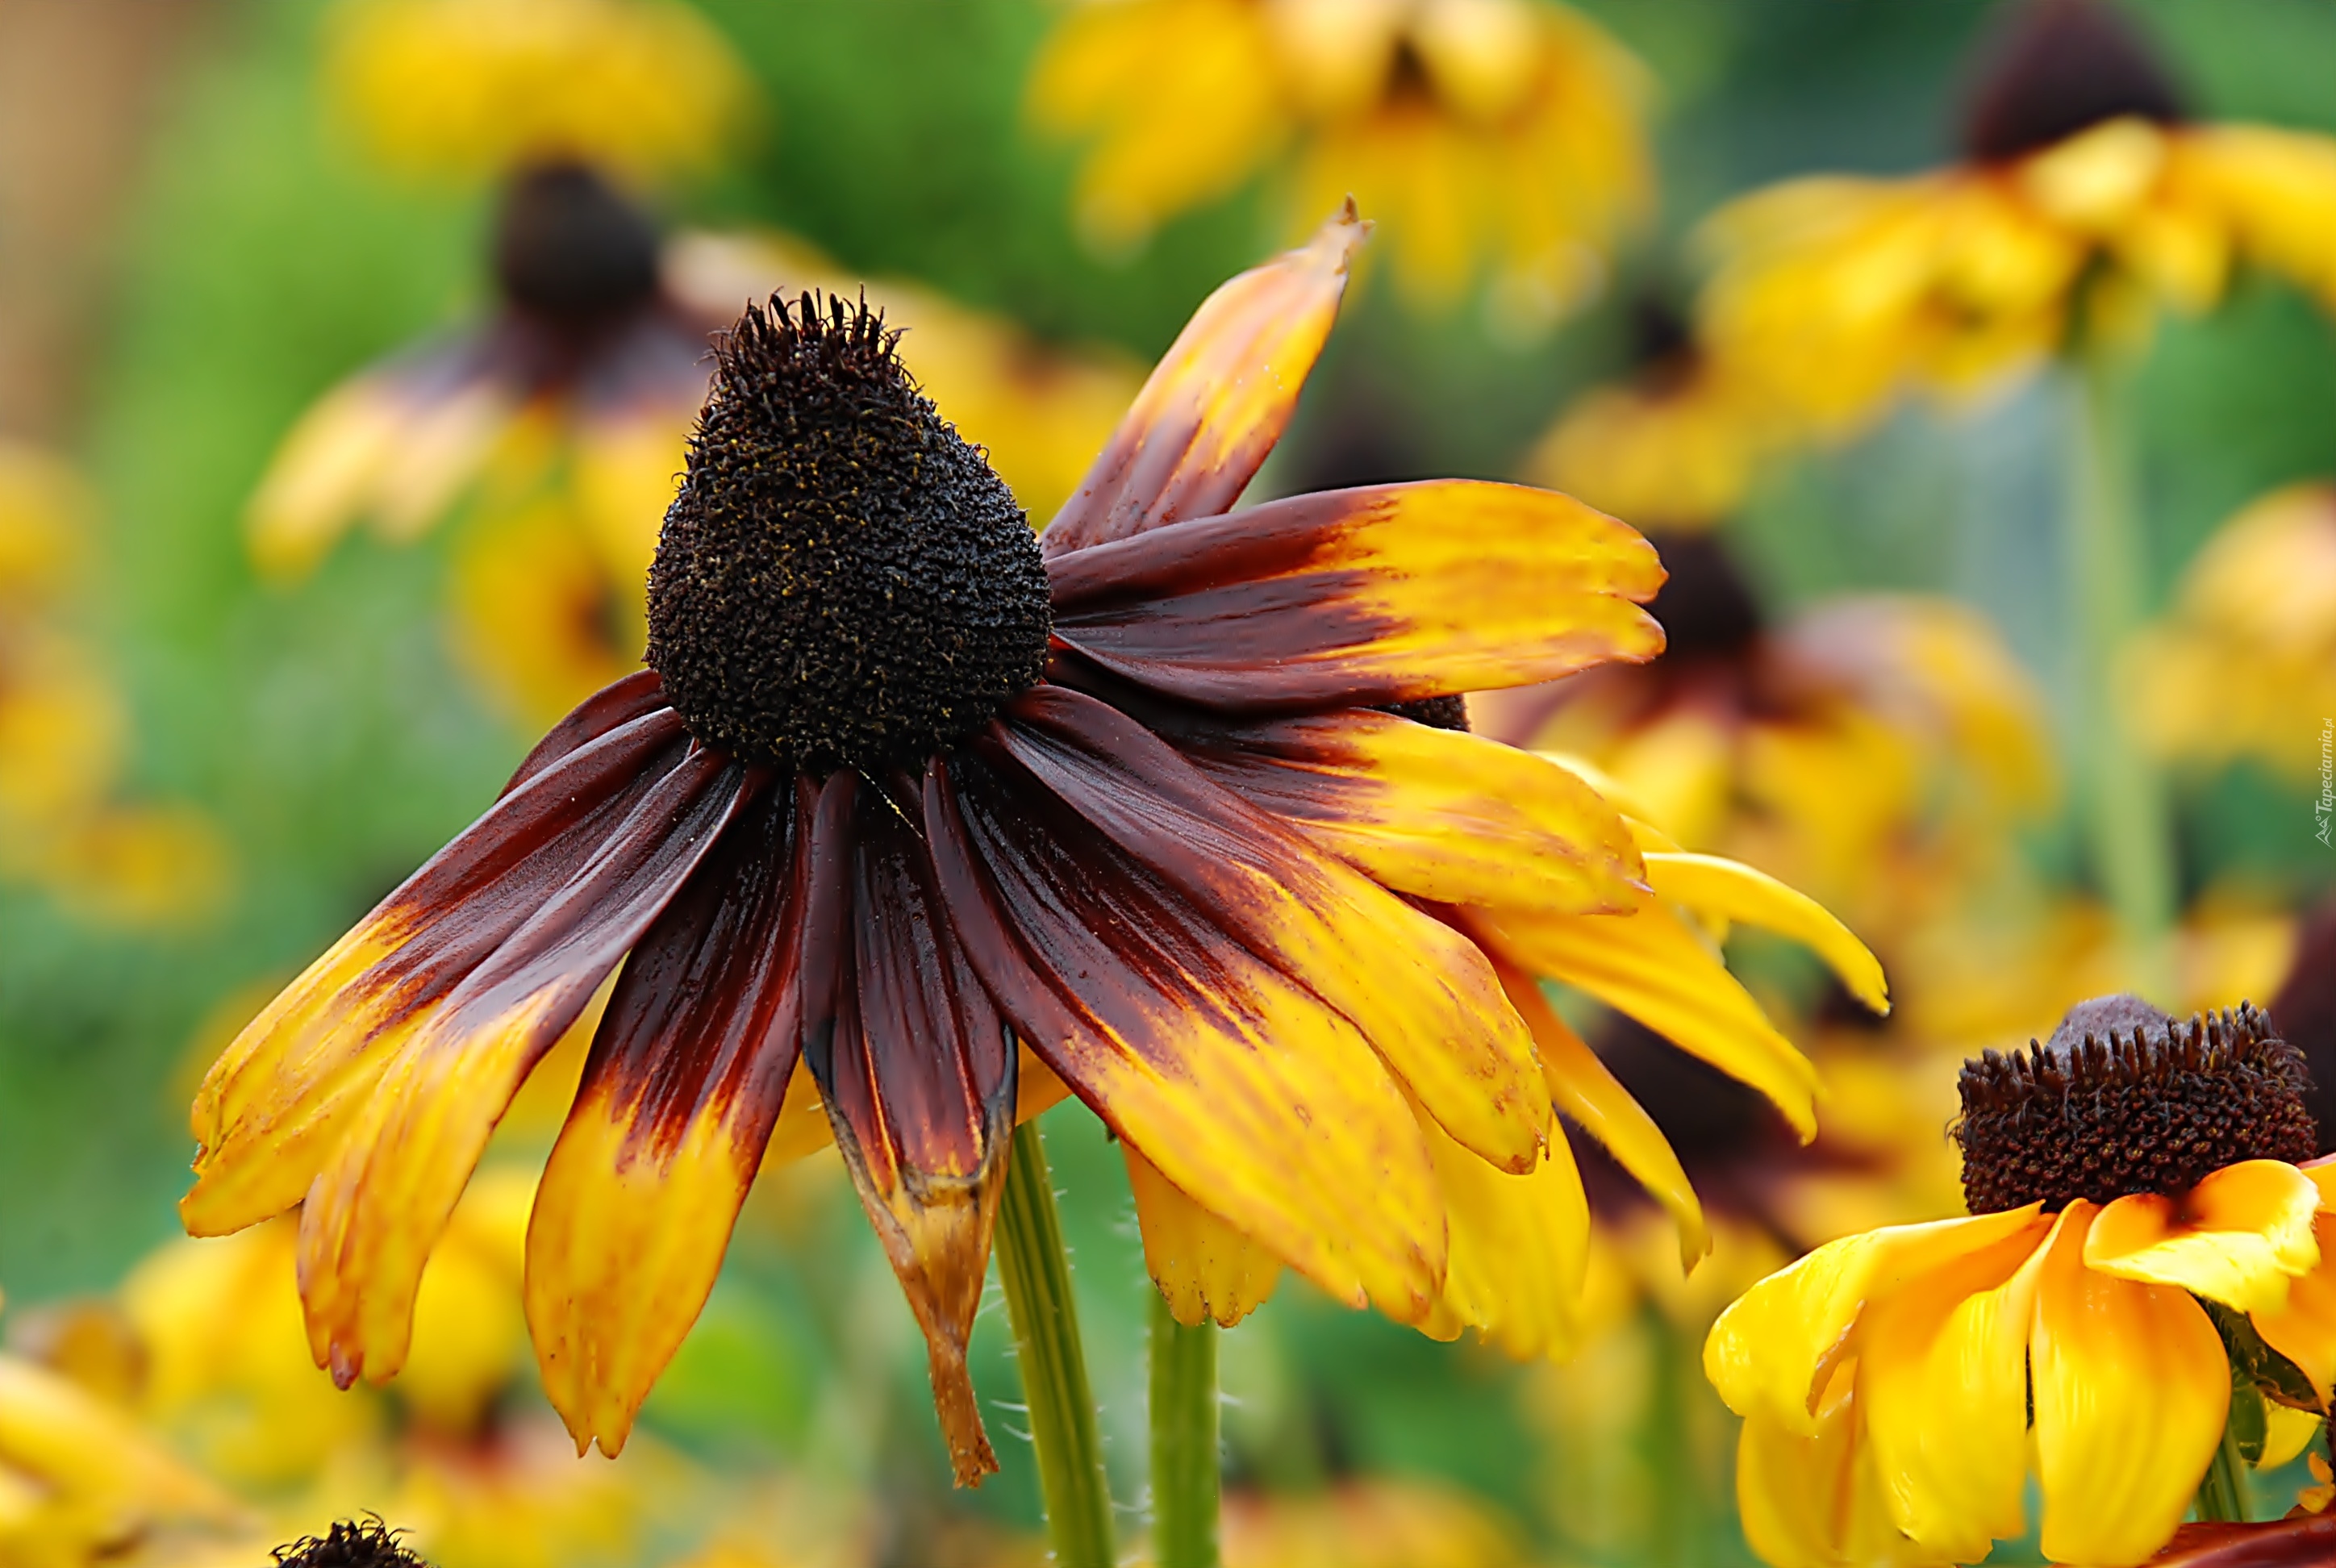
[1954,996,2317,1214]
[2271,900,2336,1153]
[1646,532,1764,663]
[1375,694,1470,731]
[493,161,663,327]
[1961,0,2184,164]
[273,1520,430,1568]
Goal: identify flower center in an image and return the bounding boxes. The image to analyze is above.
[1646,532,1762,662]
[1960,0,2184,165]
[1954,995,2317,1215]
[494,162,662,327]
[645,293,1052,774]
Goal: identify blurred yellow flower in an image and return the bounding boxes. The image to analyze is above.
[324,0,757,186]
[1028,0,1651,324]
[1525,346,1780,532]
[1696,0,2336,437]
[0,444,228,924]
[1213,1476,1529,1568]
[1478,536,2055,945]
[2126,482,2336,784]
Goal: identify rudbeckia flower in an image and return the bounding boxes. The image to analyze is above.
[1696,0,2336,436]
[1028,0,1651,325]
[1476,532,2054,943]
[1705,994,2336,1568]
[2126,482,2336,786]
[183,211,1692,1485]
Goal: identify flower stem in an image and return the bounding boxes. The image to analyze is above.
[1149,1295,1221,1568]
[995,1118,1116,1568]
[2067,339,2178,989]
[2196,1420,2250,1524]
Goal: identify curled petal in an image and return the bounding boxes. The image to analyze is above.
[1045,204,1364,553]
[808,774,1016,1487]
[1482,895,1821,1140]
[298,749,753,1391]
[527,780,809,1457]
[1125,1145,1281,1329]
[1703,1207,2047,1437]
[1641,852,1889,1014]
[2033,1202,2230,1567]
[1172,707,1644,913]
[1048,480,1665,713]
[184,707,688,1234]
[2255,1214,2336,1395]
[2084,1160,2322,1315]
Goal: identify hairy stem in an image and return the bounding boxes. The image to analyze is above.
[995,1119,1116,1568]
[1150,1295,1221,1568]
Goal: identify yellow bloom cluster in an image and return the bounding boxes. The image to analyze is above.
[0,447,226,924]
[1029,0,1650,324]
[323,0,759,186]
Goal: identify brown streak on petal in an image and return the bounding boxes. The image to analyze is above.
[503,669,669,797]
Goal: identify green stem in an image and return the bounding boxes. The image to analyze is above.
[995,1119,1116,1568]
[1149,1295,1221,1568]
[2067,341,2178,990]
[2195,1420,2250,1524]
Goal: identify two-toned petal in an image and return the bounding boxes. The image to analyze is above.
[526,778,810,1459]
[183,706,690,1234]
[297,746,754,1391]
[1047,480,1666,712]
[2084,1159,2323,1315]
[1045,205,1364,553]
[1170,707,1645,912]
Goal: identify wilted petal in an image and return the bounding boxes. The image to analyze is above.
[1124,1145,1282,1328]
[1048,480,1665,713]
[527,780,808,1457]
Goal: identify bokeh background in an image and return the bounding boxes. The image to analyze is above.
[6,2,2336,1565]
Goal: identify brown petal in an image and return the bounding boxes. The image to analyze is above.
[503,669,668,797]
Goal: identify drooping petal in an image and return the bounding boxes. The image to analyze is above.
[525,779,808,1459]
[503,669,668,797]
[1045,204,1365,555]
[1641,852,1890,1013]
[1858,1211,2057,1559]
[1734,1379,1938,1568]
[995,687,1546,1172]
[924,732,1445,1324]
[807,773,1017,1487]
[1125,1145,1282,1329]
[1481,895,1821,1139]
[2255,1214,2336,1395]
[1047,480,1666,713]
[1416,1100,1591,1363]
[2084,1159,2323,1315]
[1168,707,1644,913]
[297,748,754,1391]
[1703,1207,2046,1437]
[1473,932,1708,1267]
[183,707,689,1234]
[2032,1202,2230,1567]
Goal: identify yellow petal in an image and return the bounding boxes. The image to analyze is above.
[2253,1211,2336,1395]
[1044,202,1362,552]
[1474,930,1707,1268]
[1416,1100,1591,1362]
[1178,709,1646,914]
[1858,1210,2058,1558]
[1734,1381,1938,1568]
[1704,1207,2046,1436]
[1482,895,1821,1140]
[2032,1201,2230,1566]
[2084,1159,2322,1315]
[1125,1145,1282,1328]
[1640,852,1888,1014]
[2262,1402,2324,1470]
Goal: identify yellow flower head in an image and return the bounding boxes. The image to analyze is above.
[324,0,757,186]
[1029,0,1652,323]
[2126,482,2336,783]
[1706,995,2336,1568]
[1696,0,2336,437]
